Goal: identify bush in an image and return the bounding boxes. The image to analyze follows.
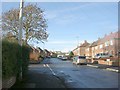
[68,51,74,59]
[2,40,30,79]
[21,45,30,76]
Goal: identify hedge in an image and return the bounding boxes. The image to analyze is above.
[2,40,30,79]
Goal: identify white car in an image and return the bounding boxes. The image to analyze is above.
[73,56,87,65]
[61,56,68,60]
[94,53,112,59]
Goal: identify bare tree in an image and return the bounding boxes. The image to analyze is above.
[2,4,48,44]
[2,8,20,38]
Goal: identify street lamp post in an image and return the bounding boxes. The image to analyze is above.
[18,0,24,80]
[76,36,80,55]
[18,0,24,46]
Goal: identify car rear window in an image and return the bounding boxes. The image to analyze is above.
[78,56,86,59]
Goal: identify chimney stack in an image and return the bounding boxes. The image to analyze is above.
[84,40,87,43]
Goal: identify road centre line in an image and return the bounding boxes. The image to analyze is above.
[46,64,56,76]
[43,64,46,67]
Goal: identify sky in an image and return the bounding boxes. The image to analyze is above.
[1,1,118,52]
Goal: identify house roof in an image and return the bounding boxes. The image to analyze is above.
[44,49,50,53]
[103,31,118,40]
[73,31,119,50]
[90,31,119,47]
[73,46,80,51]
[91,39,100,47]
[73,40,90,51]
[37,47,43,52]
[80,40,90,47]
[80,42,90,47]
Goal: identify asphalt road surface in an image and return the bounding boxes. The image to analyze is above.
[41,58,118,88]
[13,58,118,89]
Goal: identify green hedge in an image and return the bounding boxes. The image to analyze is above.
[2,40,30,79]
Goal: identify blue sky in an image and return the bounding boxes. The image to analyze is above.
[2,2,118,52]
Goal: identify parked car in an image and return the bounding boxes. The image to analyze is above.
[72,56,87,65]
[94,53,113,59]
[86,56,92,59]
[47,56,51,58]
[61,56,68,60]
[57,55,63,59]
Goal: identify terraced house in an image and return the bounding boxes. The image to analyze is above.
[73,40,90,56]
[89,31,120,58]
[73,31,120,58]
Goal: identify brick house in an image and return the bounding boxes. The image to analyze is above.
[90,31,120,58]
[85,44,92,57]
[79,40,90,56]
[29,47,41,61]
[73,40,90,56]
[73,46,80,56]
[73,31,120,58]
[72,31,120,65]
[90,40,101,58]
[102,31,120,57]
[44,49,51,57]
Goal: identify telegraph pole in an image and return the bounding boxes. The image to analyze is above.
[76,36,80,55]
[19,0,24,45]
[19,0,24,80]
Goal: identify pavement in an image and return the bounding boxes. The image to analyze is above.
[87,63,119,73]
[10,58,67,89]
[10,70,66,89]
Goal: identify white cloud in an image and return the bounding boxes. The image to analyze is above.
[45,3,100,25]
[45,3,91,20]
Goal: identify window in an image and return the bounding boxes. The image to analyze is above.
[95,46,98,49]
[105,41,109,46]
[87,48,89,51]
[92,47,94,50]
[79,56,86,59]
[110,40,113,45]
[99,44,103,49]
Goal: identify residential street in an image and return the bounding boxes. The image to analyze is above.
[2,2,119,90]
[47,58,118,88]
[11,58,118,89]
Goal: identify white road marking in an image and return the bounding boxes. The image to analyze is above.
[106,68,119,72]
[87,64,98,68]
[67,80,73,83]
[46,64,56,76]
[43,64,46,67]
